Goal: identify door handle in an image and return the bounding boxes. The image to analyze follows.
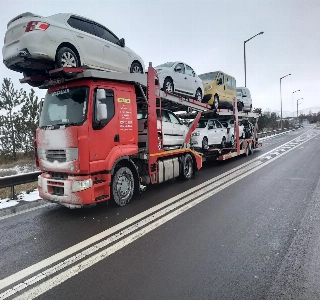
[114,134,120,142]
[76,35,84,38]
[224,86,225,90]
[104,44,110,48]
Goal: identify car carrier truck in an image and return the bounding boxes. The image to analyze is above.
[21,63,261,208]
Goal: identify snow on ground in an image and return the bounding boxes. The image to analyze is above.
[0,163,38,176]
[0,189,40,210]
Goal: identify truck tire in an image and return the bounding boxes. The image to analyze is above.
[180,154,193,180]
[112,167,134,206]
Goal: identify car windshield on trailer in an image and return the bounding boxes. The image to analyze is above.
[155,62,175,68]
[196,119,208,128]
[199,72,218,81]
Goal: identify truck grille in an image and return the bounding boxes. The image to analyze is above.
[46,149,66,162]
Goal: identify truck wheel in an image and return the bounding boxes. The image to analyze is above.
[245,143,250,156]
[180,154,193,180]
[112,167,134,206]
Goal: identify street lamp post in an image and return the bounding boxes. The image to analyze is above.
[280,73,291,130]
[244,31,264,87]
[292,90,300,116]
[296,98,303,118]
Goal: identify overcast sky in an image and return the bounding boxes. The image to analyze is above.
[0,0,319,114]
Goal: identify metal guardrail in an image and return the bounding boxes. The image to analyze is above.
[0,128,295,200]
[0,171,41,199]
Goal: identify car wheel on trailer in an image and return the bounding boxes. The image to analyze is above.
[221,137,226,148]
[56,46,80,78]
[112,167,134,206]
[237,102,243,112]
[130,61,143,73]
[213,95,219,109]
[202,137,209,150]
[195,89,202,102]
[163,78,174,93]
[180,154,193,180]
[230,135,235,147]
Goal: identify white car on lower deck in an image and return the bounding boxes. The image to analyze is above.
[137,109,188,149]
[190,119,227,149]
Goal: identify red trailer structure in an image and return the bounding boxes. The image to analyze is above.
[23,63,261,208]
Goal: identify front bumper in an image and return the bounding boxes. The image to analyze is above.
[38,172,111,207]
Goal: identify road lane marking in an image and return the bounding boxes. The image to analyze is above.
[10,130,319,300]
[0,130,316,293]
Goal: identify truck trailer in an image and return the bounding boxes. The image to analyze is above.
[22,64,261,208]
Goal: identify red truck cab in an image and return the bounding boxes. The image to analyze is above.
[35,66,204,208]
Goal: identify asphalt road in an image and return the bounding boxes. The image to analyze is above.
[1,127,320,299]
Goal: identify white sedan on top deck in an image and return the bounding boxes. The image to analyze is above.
[2,12,145,86]
[155,62,204,102]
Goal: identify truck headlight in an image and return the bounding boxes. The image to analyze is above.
[71,179,92,192]
[192,131,201,136]
[204,85,212,92]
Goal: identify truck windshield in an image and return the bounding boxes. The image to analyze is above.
[39,86,89,128]
[199,72,218,82]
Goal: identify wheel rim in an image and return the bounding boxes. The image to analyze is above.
[214,96,219,109]
[132,64,141,73]
[196,91,202,101]
[116,173,133,204]
[231,136,235,146]
[60,51,77,67]
[184,158,192,178]
[165,81,173,93]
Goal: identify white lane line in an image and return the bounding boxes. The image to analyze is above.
[11,130,318,300]
[0,130,315,291]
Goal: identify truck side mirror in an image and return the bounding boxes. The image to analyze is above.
[38,98,44,122]
[218,78,222,85]
[95,89,108,121]
[175,66,182,72]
